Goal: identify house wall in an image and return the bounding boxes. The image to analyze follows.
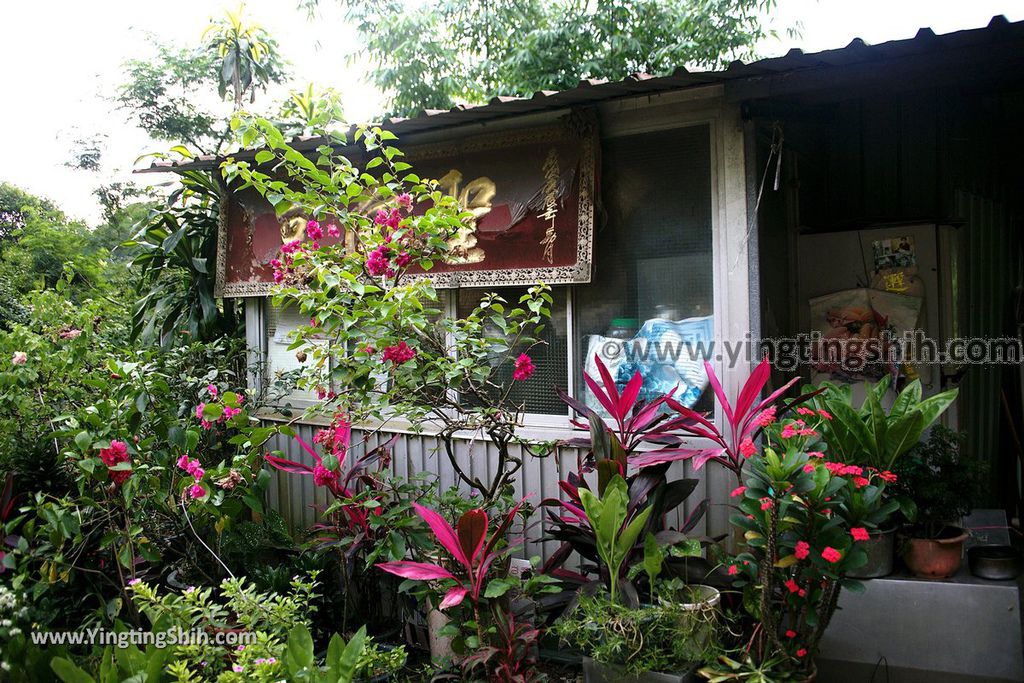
[244,88,758,553]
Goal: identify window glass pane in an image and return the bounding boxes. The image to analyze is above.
[456,287,568,415]
[575,125,714,414]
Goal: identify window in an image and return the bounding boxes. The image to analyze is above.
[265,303,325,405]
[574,124,715,414]
[456,287,569,416]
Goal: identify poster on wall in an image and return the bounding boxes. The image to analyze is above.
[214,121,597,297]
[808,288,922,382]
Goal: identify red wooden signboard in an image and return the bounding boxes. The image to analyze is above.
[215,121,596,297]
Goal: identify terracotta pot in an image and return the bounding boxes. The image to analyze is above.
[902,528,968,579]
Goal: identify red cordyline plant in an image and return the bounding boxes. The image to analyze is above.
[544,355,710,591]
[376,500,525,641]
[265,418,396,536]
[631,359,800,482]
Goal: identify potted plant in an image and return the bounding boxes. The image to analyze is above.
[700,412,897,682]
[894,426,985,579]
[808,377,957,578]
[553,475,720,683]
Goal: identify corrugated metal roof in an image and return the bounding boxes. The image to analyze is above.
[139,15,1023,173]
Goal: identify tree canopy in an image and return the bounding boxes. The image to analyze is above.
[333,0,778,117]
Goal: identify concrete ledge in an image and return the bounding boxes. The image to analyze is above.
[818,565,1022,682]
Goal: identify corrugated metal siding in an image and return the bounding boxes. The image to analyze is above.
[957,190,1016,503]
[264,424,717,562]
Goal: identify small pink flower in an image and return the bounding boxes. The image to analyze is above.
[727,564,738,575]
[851,527,870,542]
[730,485,746,498]
[327,223,341,237]
[177,454,191,470]
[207,384,218,397]
[396,193,413,209]
[818,409,833,420]
[232,665,244,673]
[807,451,825,458]
[195,403,206,420]
[512,353,535,381]
[785,578,800,593]
[759,497,773,511]
[128,578,141,586]
[786,629,797,638]
[853,476,869,488]
[753,407,776,427]
[11,351,26,365]
[395,251,411,268]
[879,470,897,483]
[739,438,756,458]
[794,541,810,560]
[796,407,816,416]
[797,648,808,658]
[188,484,206,499]
[802,463,816,473]
[821,546,842,563]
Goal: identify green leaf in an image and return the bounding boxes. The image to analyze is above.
[74,431,91,452]
[50,657,95,683]
[285,623,315,677]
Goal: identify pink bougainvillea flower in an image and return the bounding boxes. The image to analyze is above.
[188,484,206,499]
[366,245,391,276]
[313,464,340,488]
[821,547,842,563]
[382,341,416,365]
[739,438,756,458]
[280,239,302,255]
[396,192,413,209]
[326,223,341,237]
[306,220,323,241]
[206,384,218,397]
[794,541,810,560]
[195,403,206,420]
[177,454,191,470]
[730,485,746,498]
[11,351,28,365]
[512,353,535,381]
[395,251,411,268]
[851,527,870,542]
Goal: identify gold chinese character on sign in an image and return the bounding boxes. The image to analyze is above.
[436,170,492,264]
[539,148,559,263]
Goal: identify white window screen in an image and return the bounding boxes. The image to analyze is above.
[265,304,324,405]
[456,287,569,416]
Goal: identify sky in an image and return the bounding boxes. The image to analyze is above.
[1,0,1022,225]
